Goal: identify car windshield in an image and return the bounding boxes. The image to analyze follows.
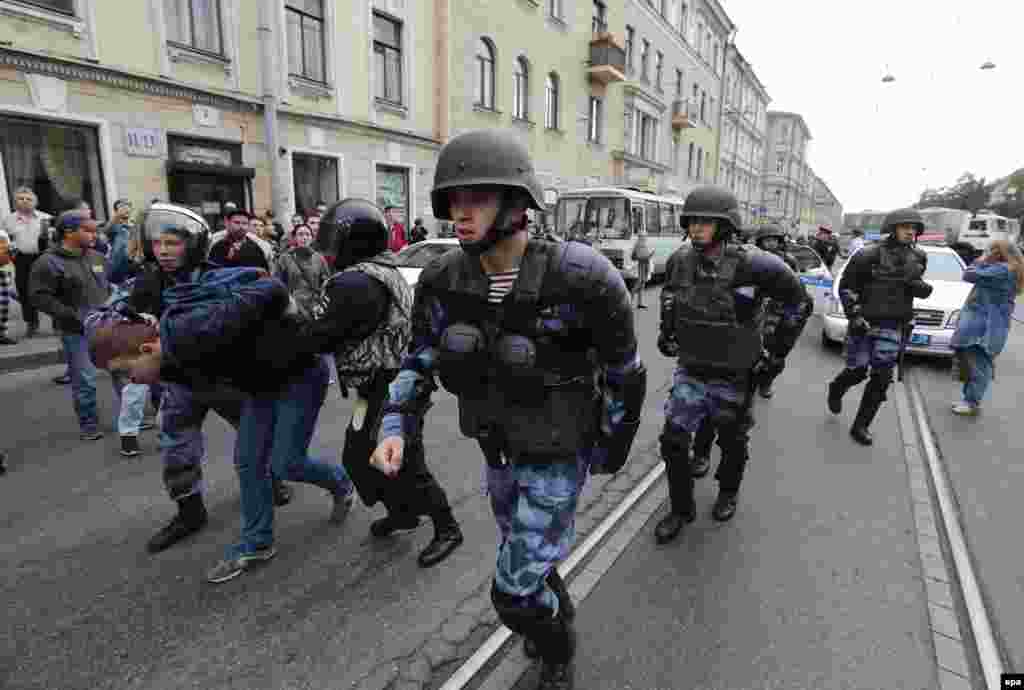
[923,252,966,282]
[790,246,822,272]
[395,243,457,268]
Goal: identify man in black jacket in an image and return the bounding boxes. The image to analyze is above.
[29,212,112,440]
[811,226,840,270]
[826,209,933,445]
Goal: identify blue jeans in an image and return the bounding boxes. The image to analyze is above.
[232,357,353,555]
[63,333,117,433]
[959,345,994,407]
[112,373,149,436]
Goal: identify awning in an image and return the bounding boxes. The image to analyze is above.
[166,161,256,179]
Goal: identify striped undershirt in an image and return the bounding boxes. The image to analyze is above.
[487,269,519,304]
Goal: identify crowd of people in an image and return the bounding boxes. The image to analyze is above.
[1,126,1019,689]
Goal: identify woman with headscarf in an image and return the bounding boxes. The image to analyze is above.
[273,224,331,319]
[949,239,1024,415]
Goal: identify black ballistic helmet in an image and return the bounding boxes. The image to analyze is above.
[679,186,744,246]
[138,202,210,270]
[882,208,925,240]
[755,224,788,249]
[431,129,545,255]
[314,198,389,269]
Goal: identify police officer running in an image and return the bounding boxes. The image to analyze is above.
[310,199,464,568]
[370,129,646,690]
[655,186,805,542]
[826,208,932,445]
[751,225,813,399]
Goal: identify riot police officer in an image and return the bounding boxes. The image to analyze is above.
[655,186,805,542]
[752,225,813,399]
[370,129,646,690]
[826,208,932,445]
[311,199,463,568]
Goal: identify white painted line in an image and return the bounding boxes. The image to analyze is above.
[438,461,666,690]
[906,375,1004,690]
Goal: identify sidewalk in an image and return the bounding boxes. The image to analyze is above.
[0,300,63,374]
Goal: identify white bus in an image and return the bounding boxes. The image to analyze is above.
[553,187,688,286]
[917,207,1021,258]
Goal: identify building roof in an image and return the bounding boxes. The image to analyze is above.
[814,175,840,204]
[767,111,812,140]
[730,46,770,103]
[700,0,736,37]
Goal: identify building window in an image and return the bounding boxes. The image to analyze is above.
[700,90,706,122]
[696,146,703,179]
[660,0,667,17]
[709,96,715,124]
[655,51,664,91]
[592,0,606,34]
[545,73,560,130]
[624,26,635,74]
[692,83,698,103]
[548,0,562,19]
[687,142,694,178]
[640,39,650,81]
[376,164,409,231]
[776,155,785,174]
[0,115,107,221]
[373,12,403,104]
[17,0,75,14]
[675,68,683,95]
[513,57,529,120]
[165,0,223,55]
[705,150,710,182]
[285,1,325,83]
[713,42,719,73]
[679,2,687,36]
[292,153,339,217]
[587,97,603,143]
[475,38,496,109]
[638,113,657,161]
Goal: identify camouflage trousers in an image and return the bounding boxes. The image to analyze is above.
[844,327,902,372]
[486,450,589,615]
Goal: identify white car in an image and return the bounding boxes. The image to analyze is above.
[394,238,460,289]
[821,244,970,357]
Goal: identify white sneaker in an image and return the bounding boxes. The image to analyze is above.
[951,402,979,416]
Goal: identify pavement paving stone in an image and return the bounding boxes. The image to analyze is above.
[355,664,399,690]
[455,593,489,619]
[932,632,969,678]
[937,668,972,690]
[928,603,962,641]
[926,579,954,608]
[421,638,456,670]
[399,656,431,684]
[440,613,478,645]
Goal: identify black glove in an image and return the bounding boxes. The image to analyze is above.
[848,315,870,336]
[657,332,679,358]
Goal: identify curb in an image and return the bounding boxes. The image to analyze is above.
[0,344,63,375]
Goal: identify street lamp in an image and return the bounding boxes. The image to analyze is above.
[980,60,996,70]
[881,73,895,83]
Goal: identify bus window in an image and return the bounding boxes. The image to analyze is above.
[556,198,588,239]
[631,205,644,236]
[997,219,1007,231]
[967,219,989,236]
[660,204,675,234]
[589,197,630,240]
[646,202,661,236]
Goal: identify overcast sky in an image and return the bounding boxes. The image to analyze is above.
[724,0,1023,213]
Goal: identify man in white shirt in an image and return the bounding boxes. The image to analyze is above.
[1,187,51,337]
[848,229,867,256]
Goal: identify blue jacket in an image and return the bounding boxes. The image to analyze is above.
[159,267,316,394]
[950,262,1016,358]
[106,223,138,285]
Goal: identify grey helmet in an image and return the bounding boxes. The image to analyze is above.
[431,129,545,256]
[679,186,743,248]
[138,202,210,271]
[882,208,925,242]
[754,224,788,250]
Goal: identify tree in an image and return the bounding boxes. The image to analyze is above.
[914,172,989,213]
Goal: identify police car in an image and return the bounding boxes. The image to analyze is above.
[394,238,460,290]
[821,244,970,357]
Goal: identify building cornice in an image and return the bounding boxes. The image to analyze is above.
[0,46,262,111]
[278,108,442,149]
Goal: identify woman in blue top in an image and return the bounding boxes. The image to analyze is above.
[949,239,1024,415]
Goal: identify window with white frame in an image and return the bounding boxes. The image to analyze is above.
[624,25,635,73]
[655,51,664,91]
[704,150,710,181]
[475,38,496,109]
[695,146,703,178]
[513,57,529,120]
[700,90,706,122]
[286,0,325,82]
[292,153,339,216]
[687,142,694,177]
[640,39,650,82]
[165,0,223,55]
[776,155,785,174]
[638,113,657,161]
[675,68,683,95]
[678,2,687,36]
[545,73,559,129]
[373,12,403,104]
[592,0,606,34]
[587,97,603,143]
[548,0,562,20]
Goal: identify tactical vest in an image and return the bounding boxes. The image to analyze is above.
[329,255,412,390]
[666,246,762,371]
[860,244,922,322]
[432,240,598,458]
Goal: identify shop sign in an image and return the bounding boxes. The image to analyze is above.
[175,146,233,167]
[193,104,222,128]
[124,127,164,158]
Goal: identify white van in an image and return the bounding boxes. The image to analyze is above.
[918,207,1020,256]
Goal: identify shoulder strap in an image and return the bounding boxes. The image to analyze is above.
[509,239,552,307]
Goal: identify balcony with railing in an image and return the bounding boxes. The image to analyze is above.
[588,32,626,85]
[671,99,698,129]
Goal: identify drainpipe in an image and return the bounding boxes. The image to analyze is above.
[434,0,450,143]
[258,0,287,223]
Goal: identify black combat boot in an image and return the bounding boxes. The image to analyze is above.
[525,569,575,659]
[712,489,739,522]
[146,494,208,553]
[417,512,464,568]
[535,608,576,690]
[272,479,292,507]
[828,367,866,415]
[654,458,696,544]
[850,375,888,446]
[691,454,711,478]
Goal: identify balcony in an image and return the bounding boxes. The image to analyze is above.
[671,99,698,129]
[587,32,626,85]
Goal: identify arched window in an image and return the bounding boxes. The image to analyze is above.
[475,38,496,108]
[513,57,529,120]
[545,72,560,129]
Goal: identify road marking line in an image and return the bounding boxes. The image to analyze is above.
[438,460,666,690]
[904,374,1005,690]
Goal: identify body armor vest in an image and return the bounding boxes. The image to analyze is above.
[329,255,412,390]
[434,240,598,458]
[860,244,922,323]
[666,246,762,371]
